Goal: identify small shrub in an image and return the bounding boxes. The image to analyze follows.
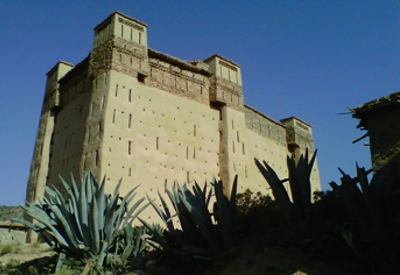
[236,189,275,234]
[0,244,13,255]
[31,241,41,249]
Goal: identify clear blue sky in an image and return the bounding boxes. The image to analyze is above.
[1,1,399,206]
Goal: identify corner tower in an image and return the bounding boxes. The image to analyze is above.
[204,55,243,111]
[89,11,149,79]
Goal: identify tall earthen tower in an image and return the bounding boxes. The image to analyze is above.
[26,12,321,237]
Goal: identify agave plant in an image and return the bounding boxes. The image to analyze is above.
[327,165,400,273]
[140,177,238,260]
[255,149,318,240]
[111,224,149,262]
[12,171,148,271]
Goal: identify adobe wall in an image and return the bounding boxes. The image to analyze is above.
[45,60,93,191]
[365,106,400,172]
[96,68,220,222]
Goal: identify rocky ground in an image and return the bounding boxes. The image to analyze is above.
[0,223,55,268]
[0,228,345,275]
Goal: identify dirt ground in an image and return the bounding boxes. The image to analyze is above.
[0,225,54,267]
[0,231,345,275]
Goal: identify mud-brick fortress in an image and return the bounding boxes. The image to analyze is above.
[26,11,321,221]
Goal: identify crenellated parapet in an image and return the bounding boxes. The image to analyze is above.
[204,55,244,111]
[280,117,315,163]
[89,11,149,79]
[147,50,211,105]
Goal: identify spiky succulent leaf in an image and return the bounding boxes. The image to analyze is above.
[143,178,238,260]
[14,171,147,270]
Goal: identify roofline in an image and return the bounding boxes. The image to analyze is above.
[203,54,241,68]
[352,91,400,119]
[148,48,212,77]
[46,61,74,76]
[280,116,313,128]
[94,11,148,32]
[244,104,285,128]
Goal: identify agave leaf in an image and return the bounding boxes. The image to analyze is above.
[112,179,123,202]
[122,245,134,262]
[44,186,58,200]
[308,149,318,176]
[58,176,84,241]
[90,191,100,254]
[165,187,180,219]
[126,200,148,227]
[55,252,66,273]
[96,177,106,234]
[287,156,302,208]
[329,180,368,227]
[11,218,35,231]
[178,188,219,253]
[229,176,238,215]
[46,202,79,249]
[148,192,177,237]
[70,173,80,202]
[214,178,236,250]
[80,174,89,229]
[255,158,293,225]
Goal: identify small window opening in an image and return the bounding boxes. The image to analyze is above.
[242,143,245,155]
[138,73,145,83]
[156,137,159,150]
[139,32,142,44]
[112,109,116,123]
[237,131,240,142]
[194,125,196,137]
[186,146,189,160]
[115,84,118,97]
[101,95,106,109]
[128,114,132,129]
[128,141,132,155]
[95,150,99,166]
[130,29,133,41]
[129,89,132,102]
[121,24,124,37]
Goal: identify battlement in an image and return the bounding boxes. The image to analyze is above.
[204,55,244,111]
[93,11,148,49]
